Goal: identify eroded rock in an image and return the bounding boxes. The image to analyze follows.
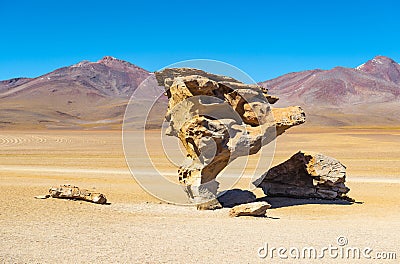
[229,201,271,217]
[253,151,350,199]
[155,68,306,205]
[48,184,108,204]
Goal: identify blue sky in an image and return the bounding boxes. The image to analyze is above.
[1,0,399,81]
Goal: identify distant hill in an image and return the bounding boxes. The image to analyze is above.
[0,56,154,129]
[260,56,400,126]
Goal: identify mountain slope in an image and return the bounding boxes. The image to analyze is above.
[0,77,32,93]
[0,56,153,129]
[261,56,400,126]
[356,55,400,84]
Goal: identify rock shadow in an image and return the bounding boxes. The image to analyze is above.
[217,189,257,208]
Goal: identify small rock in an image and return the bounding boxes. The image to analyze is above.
[229,201,271,217]
[196,199,222,210]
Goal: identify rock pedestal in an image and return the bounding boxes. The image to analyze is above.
[155,68,306,206]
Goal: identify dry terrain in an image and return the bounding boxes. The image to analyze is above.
[1,128,399,263]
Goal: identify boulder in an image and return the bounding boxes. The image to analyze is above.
[155,68,306,206]
[229,201,271,217]
[253,151,350,199]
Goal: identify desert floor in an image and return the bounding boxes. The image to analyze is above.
[1,127,399,263]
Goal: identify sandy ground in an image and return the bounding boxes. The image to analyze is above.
[1,128,399,263]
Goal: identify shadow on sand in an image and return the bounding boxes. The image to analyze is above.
[217,188,361,210]
[256,196,359,209]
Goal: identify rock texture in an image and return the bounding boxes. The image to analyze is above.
[254,151,350,199]
[229,201,271,217]
[155,68,305,205]
[48,185,108,204]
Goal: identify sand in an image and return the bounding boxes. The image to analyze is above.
[1,128,399,263]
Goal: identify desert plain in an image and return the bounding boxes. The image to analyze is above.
[1,126,399,263]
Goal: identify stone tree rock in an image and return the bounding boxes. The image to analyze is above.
[253,151,350,199]
[155,68,306,207]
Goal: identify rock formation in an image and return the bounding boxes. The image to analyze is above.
[155,68,305,206]
[253,151,350,199]
[39,184,108,204]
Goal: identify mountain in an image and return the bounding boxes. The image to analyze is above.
[261,56,400,126]
[0,56,155,129]
[2,55,399,129]
[356,55,400,84]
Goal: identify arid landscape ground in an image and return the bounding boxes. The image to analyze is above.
[1,126,399,263]
[1,55,400,263]
[2,0,400,262]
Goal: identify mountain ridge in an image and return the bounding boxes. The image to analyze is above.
[1,55,399,129]
[0,56,153,129]
[260,55,400,126]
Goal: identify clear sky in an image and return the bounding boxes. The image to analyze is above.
[1,0,399,81]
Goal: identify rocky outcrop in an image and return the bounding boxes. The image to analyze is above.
[155,68,305,206]
[229,201,271,217]
[253,151,350,199]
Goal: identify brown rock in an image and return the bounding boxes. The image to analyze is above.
[253,151,350,199]
[229,201,271,217]
[48,184,107,204]
[155,68,306,205]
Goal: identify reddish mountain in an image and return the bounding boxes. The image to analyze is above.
[1,55,399,129]
[0,56,153,129]
[356,55,400,84]
[261,56,400,126]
